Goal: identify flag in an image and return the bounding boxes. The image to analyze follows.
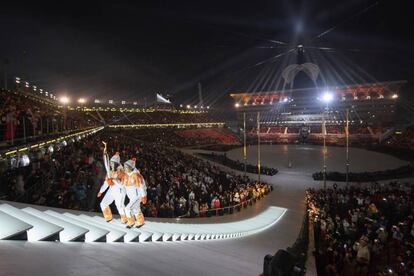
[156,93,171,104]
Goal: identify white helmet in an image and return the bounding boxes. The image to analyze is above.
[124,158,136,170]
[110,152,121,165]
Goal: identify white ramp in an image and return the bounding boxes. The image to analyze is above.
[0,202,287,244]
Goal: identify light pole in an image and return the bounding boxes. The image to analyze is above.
[243,112,247,176]
[320,91,333,189]
[257,111,261,184]
[322,111,327,189]
[60,96,70,131]
[345,108,350,187]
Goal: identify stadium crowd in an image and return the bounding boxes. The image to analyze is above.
[99,110,218,125]
[308,182,414,275]
[124,127,240,148]
[0,130,271,218]
[0,89,97,146]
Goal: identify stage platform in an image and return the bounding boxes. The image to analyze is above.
[0,201,286,243]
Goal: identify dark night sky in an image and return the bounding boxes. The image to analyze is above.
[1,0,413,107]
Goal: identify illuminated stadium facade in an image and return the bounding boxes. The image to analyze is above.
[230,80,406,144]
[231,80,405,126]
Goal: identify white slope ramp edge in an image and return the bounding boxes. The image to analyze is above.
[0,202,287,243]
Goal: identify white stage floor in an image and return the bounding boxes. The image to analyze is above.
[226,144,407,174]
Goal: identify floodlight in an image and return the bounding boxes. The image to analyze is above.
[321,92,334,103]
[235,103,240,108]
[60,96,70,104]
[391,94,398,99]
[78,98,86,104]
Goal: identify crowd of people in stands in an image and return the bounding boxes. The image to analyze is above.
[99,110,218,125]
[0,130,271,218]
[0,89,97,146]
[122,127,240,148]
[308,182,414,275]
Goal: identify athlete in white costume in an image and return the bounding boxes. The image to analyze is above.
[123,158,147,228]
[97,141,127,223]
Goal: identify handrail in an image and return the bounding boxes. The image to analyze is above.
[0,127,96,148]
[0,126,104,158]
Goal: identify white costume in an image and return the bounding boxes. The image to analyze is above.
[123,159,147,228]
[99,152,126,222]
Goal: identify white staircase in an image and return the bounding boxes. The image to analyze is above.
[0,202,286,244]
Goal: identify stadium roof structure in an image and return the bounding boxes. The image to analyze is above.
[230,80,407,106]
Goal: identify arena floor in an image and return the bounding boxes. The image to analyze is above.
[0,145,407,276]
[226,144,408,174]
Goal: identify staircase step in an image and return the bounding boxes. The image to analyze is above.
[78,214,139,243]
[0,204,63,241]
[0,210,33,240]
[45,210,108,242]
[22,207,89,242]
[63,213,125,242]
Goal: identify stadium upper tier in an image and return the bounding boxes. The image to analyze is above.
[231,81,406,126]
[1,88,223,145]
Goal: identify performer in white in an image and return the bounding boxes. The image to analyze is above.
[97,141,127,223]
[123,158,147,228]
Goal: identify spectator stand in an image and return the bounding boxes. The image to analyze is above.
[0,127,104,176]
[307,182,414,275]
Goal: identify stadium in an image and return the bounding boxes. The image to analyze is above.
[1,1,414,276]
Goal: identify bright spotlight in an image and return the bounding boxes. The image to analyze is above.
[391,94,398,99]
[60,96,70,104]
[186,104,191,109]
[78,98,86,104]
[321,92,334,103]
[235,103,240,108]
